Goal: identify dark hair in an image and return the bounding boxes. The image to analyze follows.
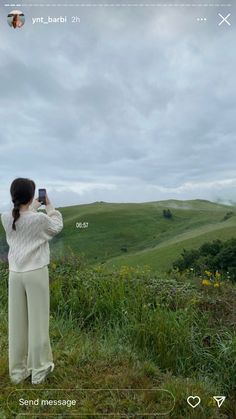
[10,178,36,231]
[12,14,18,28]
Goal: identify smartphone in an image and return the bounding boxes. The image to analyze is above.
[38,188,46,205]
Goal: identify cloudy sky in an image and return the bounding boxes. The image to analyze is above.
[0,1,235,211]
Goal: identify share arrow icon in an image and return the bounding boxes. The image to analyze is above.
[213,396,226,408]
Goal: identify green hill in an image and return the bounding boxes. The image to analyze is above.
[1,199,236,272]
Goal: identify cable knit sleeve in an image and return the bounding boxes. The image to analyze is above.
[40,204,63,240]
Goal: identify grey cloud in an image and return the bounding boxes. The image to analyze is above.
[0,3,235,210]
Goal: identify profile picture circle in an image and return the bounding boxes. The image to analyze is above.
[7,10,25,28]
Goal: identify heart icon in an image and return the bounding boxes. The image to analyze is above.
[187,396,201,408]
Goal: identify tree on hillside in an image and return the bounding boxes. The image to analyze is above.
[222,211,234,221]
[163,209,173,219]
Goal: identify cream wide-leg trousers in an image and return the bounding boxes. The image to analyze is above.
[8,265,54,384]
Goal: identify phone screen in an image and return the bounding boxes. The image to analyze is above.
[38,189,46,205]
[0,1,235,417]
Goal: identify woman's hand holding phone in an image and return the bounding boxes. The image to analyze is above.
[30,193,51,211]
[36,189,51,207]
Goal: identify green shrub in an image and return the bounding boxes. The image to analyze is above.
[173,238,236,281]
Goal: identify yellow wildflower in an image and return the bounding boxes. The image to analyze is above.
[202,279,212,286]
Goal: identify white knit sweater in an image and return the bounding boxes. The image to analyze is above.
[1,202,63,272]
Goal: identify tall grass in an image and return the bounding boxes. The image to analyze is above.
[0,255,236,417]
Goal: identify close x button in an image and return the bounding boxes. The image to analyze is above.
[218,13,231,26]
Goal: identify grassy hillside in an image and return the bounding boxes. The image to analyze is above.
[46,199,236,271]
[105,217,236,272]
[1,199,236,272]
[1,260,236,418]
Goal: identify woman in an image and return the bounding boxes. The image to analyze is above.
[12,14,24,28]
[1,178,63,385]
